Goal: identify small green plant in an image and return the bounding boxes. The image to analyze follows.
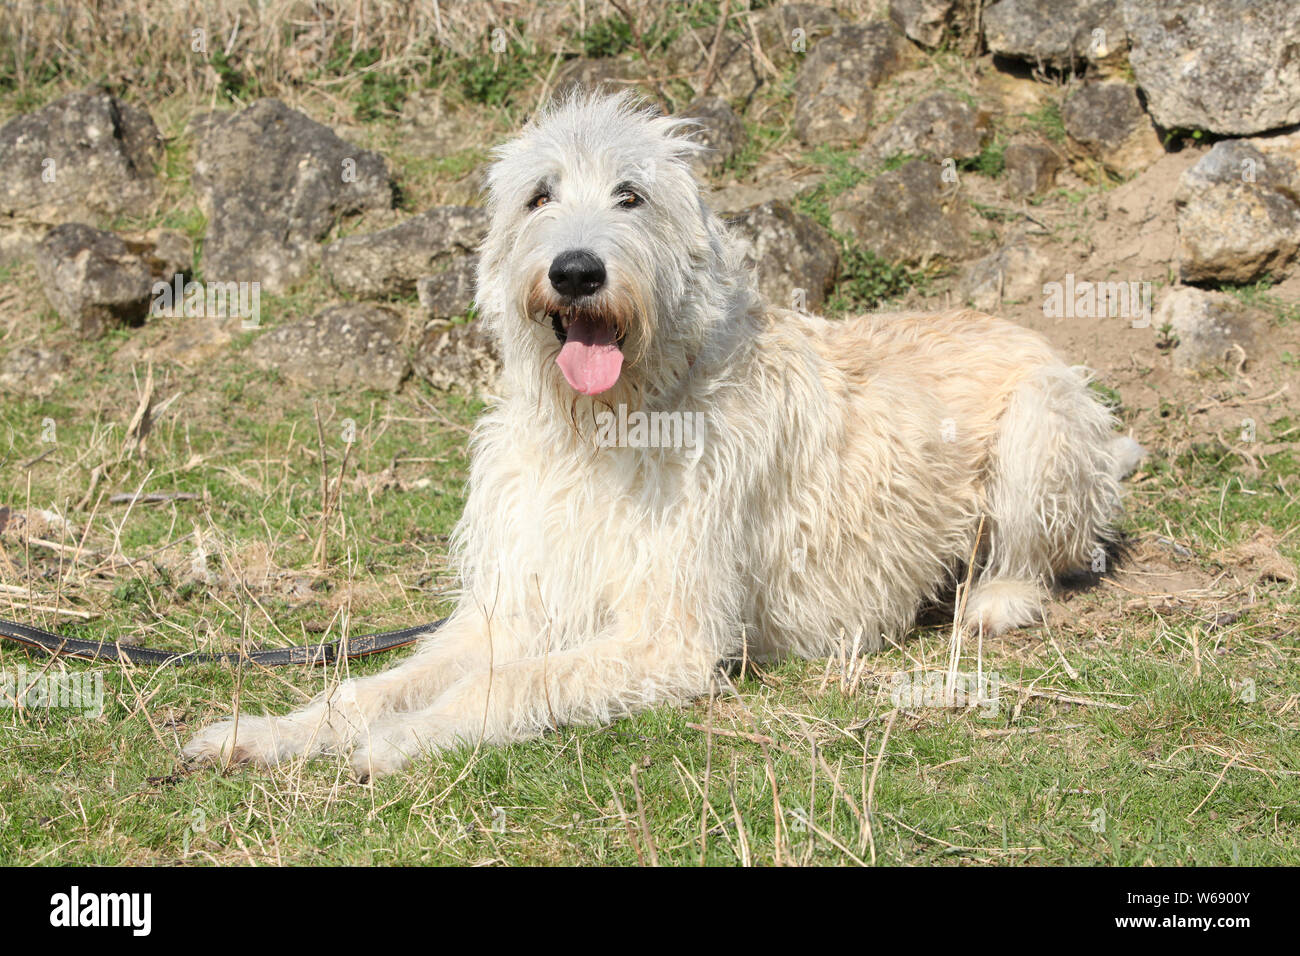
[826,242,924,313]
[720,121,784,179]
[793,146,871,228]
[1155,322,1178,351]
[1022,101,1065,145]
[1089,381,1123,412]
[210,48,254,101]
[581,16,635,58]
[962,136,1006,177]
[321,40,408,120]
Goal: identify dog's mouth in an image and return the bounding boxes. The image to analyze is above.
[548,306,626,396]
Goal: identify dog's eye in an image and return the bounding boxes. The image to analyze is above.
[616,189,643,209]
[528,192,551,210]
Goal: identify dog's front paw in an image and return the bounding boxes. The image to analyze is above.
[349,717,458,781]
[183,715,291,768]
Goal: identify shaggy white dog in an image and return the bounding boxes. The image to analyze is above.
[185,92,1142,779]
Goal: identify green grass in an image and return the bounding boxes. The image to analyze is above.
[2,350,1297,865]
[1222,277,1300,326]
[1022,101,1066,145]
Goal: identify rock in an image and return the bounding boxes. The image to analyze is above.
[726,200,839,312]
[250,304,409,391]
[961,242,1051,312]
[322,206,487,299]
[192,100,393,292]
[0,87,162,231]
[32,224,154,338]
[125,229,194,285]
[1061,82,1163,178]
[664,28,761,103]
[417,256,478,319]
[1155,288,1262,373]
[1174,140,1300,284]
[0,346,70,396]
[413,319,501,393]
[680,97,746,174]
[707,179,806,214]
[830,160,970,266]
[1003,140,1062,196]
[867,91,987,162]
[1122,0,1300,135]
[142,318,241,366]
[794,23,909,146]
[889,0,978,49]
[751,3,845,63]
[983,0,1127,71]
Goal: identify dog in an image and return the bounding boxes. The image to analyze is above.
[184,91,1142,779]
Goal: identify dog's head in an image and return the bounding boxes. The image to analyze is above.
[478,90,745,413]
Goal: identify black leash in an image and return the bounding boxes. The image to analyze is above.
[0,616,443,666]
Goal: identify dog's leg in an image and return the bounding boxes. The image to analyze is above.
[182,612,508,767]
[348,624,721,779]
[965,366,1127,635]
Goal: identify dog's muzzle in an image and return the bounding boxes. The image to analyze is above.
[546,250,625,396]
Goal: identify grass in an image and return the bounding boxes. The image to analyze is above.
[2,347,1297,864]
[1222,277,1300,327]
[790,146,931,313]
[1022,101,1066,145]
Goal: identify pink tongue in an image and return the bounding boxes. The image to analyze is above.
[557,314,623,395]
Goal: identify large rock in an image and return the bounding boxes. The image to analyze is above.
[793,23,909,146]
[680,97,747,175]
[413,319,501,393]
[0,88,162,232]
[726,200,839,312]
[1155,288,1262,374]
[1122,0,1300,135]
[322,206,487,299]
[192,100,393,292]
[417,256,478,319]
[1061,82,1162,178]
[0,346,70,396]
[32,224,154,338]
[1003,140,1062,196]
[250,304,409,391]
[752,4,845,61]
[983,0,1127,71]
[960,242,1051,312]
[889,0,978,49]
[830,160,970,266]
[867,91,987,162]
[1175,139,1300,284]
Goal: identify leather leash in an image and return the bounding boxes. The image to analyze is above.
[0,616,442,666]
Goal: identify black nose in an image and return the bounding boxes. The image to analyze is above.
[548,249,606,299]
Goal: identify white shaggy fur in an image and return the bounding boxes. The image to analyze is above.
[185,92,1140,779]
